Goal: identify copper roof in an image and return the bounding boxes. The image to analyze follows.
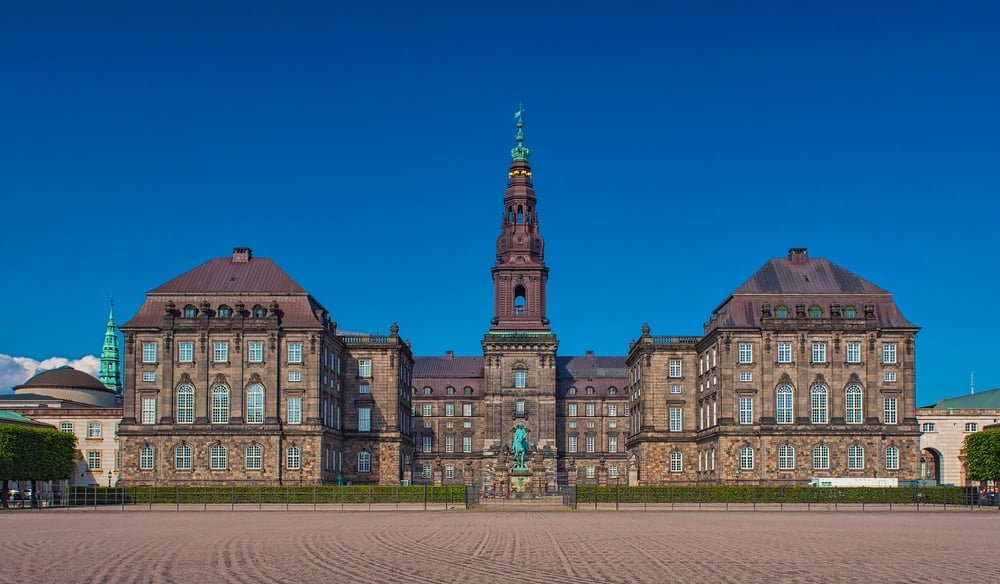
[14,366,110,393]
[923,387,1000,410]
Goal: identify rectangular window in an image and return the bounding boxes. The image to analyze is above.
[812,343,827,363]
[740,447,754,470]
[777,342,792,363]
[884,372,897,382]
[567,403,577,416]
[139,446,154,470]
[848,445,865,470]
[422,404,432,417]
[608,435,618,453]
[287,397,302,424]
[669,407,682,432]
[812,446,829,470]
[288,371,302,382]
[422,435,432,453]
[515,400,525,415]
[585,403,595,417]
[670,384,682,394]
[608,404,617,417]
[142,371,156,382]
[445,435,455,453]
[213,342,229,363]
[358,407,371,432]
[60,421,73,433]
[568,436,577,453]
[846,342,861,363]
[87,421,102,439]
[87,451,101,471]
[248,342,263,363]
[585,435,595,453]
[514,370,526,388]
[882,343,897,364]
[966,422,978,432]
[462,403,472,417]
[359,383,370,394]
[178,342,193,363]
[738,343,753,364]
[358,359,372,377]
[739,397,753,425]
[921,422,936,432]
[885,447,900,470]
[586,465,595,479]
[462,436,472,453]
[668,359,682,378]
[142,342,157,363]
[739,371,752,382]
[286,447,301,470]
[444,465,455,479]
[445,403,455,417]
[884,398,898,425]
[288,343,303,364]
[210,446,228,470]
[141,397,157,424]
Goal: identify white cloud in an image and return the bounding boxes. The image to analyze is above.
[0,354,101,393]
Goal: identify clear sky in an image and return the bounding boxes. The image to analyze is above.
[1,1,997,406]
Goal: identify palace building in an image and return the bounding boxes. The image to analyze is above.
[118,119,920,487]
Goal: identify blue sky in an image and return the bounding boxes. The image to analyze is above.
[1,1,997,405]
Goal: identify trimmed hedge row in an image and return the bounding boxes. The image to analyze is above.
[67,485,468,506]
[576,485,970,505]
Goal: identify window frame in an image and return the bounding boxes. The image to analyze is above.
[210,444,228,470]
[287,397,302,425]
[810,385,828,424]
[175,444,192,470]
[845,385,863,424]
[777,342,792,364]
[847,444,865,470]
[211,384,230,424]
[248,342,264,363]
[246,384,265,424]
[777,444,795,470]
[776,385,793,424]
[738,343,753,364]
[739,397,753,425]
[288,343,303,364]
[245,444,263,470]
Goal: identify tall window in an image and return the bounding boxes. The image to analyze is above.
[669,407,682,432]
[210,444,228,470]
[778,444,795,470]
[670,450,683,472]
[668,360,682,378]
[422,404,432,417]
[87,451,102,471]
[738,343,753,363]
[885,447,900,470]
[585,403,596,417]
[739,397,753,424]
[358,358,372,377]
[462,436,472,453]
[739,447,754,470]
[445,403,455,416]
[211,384,230,424]
[811,343,827,363]
[287,397,302,425]
[357,451,371,473]
[445,435,455,453]
[245,444,263,470]
[463,403,472,417]
[810,385,828,424]
[286,446,301,470]
[568,436,577,453]
[246,384,264,423]
[847,444,865,469]
[213,342,229,363]
[358,407,372,432]
[422,435,432,453]
[608,404,618,417]
[175,444,192,470]
[288,343,303,364]
[176,384,194,423]
[884,398,898,425]
[248,342,263,363]
[776,385,793,424]
[177,342,194,363]
[567,403,577,416]
[87,421,102,439]
[586,435,595,453]
[139,446,154,470]
[846,342,861,363]
[845,385,863,424]
[608,436,618,453]
[141,397,157,424]
[513,370,526,388]
[777,342,792,363]
[812,444,829,470]
[882,343,897,364]
[444,465,455,479]
[142,342,157,363]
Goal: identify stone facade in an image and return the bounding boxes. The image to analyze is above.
[917,403,1000,485]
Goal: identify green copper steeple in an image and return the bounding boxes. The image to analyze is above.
[99,299,123,395]
[511,104,530,162]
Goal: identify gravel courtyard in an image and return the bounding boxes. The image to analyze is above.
[3,509,997,583]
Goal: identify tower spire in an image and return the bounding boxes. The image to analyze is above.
[99,298,123,395]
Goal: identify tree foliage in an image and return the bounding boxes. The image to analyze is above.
[964,428,1000,483]
[0,425,77,480]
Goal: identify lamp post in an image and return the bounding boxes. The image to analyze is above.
[107,470,112,488]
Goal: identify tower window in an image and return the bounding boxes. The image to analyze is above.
[513,285,526,315]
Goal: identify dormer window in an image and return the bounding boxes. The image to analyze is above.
[844,306,856,319]
[586,386,595,395]
[775,305,788,319]
[217,305,232,318]
[568,386,577,395]
[183,305,198,318]
[252,305,267,318]
[809,305,822,319]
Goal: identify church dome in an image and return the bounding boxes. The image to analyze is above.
[16,366,109,392]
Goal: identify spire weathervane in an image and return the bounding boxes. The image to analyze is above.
[511,103,530,162]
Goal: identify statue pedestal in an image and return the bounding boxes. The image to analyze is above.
[509,467,532,494]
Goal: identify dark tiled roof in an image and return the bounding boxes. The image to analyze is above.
[732,257,888,295]
[556,379,626,398]
[411,377,485,398]
[556,355,627,379]
[14,366,109,393]
[414,356,484,378]
[149,257,307,294]
[923,387,1000,410]
[122,295,326,329]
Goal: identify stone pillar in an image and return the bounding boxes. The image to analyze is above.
[567,460,578,488]
[598,458,608,486]
[433,457,443,487]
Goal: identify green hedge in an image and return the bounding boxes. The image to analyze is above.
[67,485,468,506]
[575,485,969,505]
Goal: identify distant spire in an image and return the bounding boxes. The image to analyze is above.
[99,298,123,395]
[971,371,975,395]
[510,103,530,162]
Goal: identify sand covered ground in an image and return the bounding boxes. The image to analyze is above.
[2,508,997,583]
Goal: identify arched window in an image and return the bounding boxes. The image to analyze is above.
[739,446,755,470]
[210,444,228,470]
[776,385,793,424]
[844,306,856,319]
[139,445,155,470]
[845,384,863,424]
[568,386,577,395]
[174,444,192,470]
[446,386,455,395]
[246,384,264,424]
[245,443,263,470]
[183,304,198,318]
[513,285,527,315]
[810,385,828,424]
[669,450,683,472]
[585,386,595,395]
[217,305,232,318]
[211,385,230,424]
[513,366,527,389]
[812,444,829,470]
[885,446,900,470]
[608,386,618,395]
[775,305,789,319]
[423,386,433,395]
[809,305,822,319]
[286,446,301,470]
[778,444,795,470]
[847,444,865,469]
[252,305,267,318]
[176,384,194,424]
[358,451,371,473]
[463,386,473,395]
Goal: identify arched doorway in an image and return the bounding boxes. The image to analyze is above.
[921,448,941,484]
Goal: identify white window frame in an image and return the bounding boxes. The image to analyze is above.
[210,444,228,470]
[585,435,595,453]
[176,384,194,424]
[884,398,898,425]
[739,397,753,425]
[739,371,752,382]
[246,384,264,424]
[245,444,263,470]
[248,342,263,363]
[87,451,101,471]
[462,436,472,453]
[965,422,978,432]
[358,359,372,377]
[848,444,865,470]
[810,385,828,424]
[288,343,303,364]
[287,397,302,425]
[670,450,683,472]
[846,342,861,364]
[422,435,432,453]
[882,343,897,364]
[142,342,157,363]
[288,371,301,382]
[141,397,157,424]
[358,407,372,432]
[608,404,617,417]
[668,359,682,378]
[669,407,682,432]
[175,445,192,470]
[812,444,829,470]
[777,444,795,470]
[211,385,230,424]
[139,446,155,470]
[357,452,371,473]
[513,370,526,388]
[142,371,156,382]
[178,342,194,363]
[884,372,897,382]
[811,342,827,364]
[776,385,793,424]
[87,421,102,439]
[777,342,792,363]
[567,403,577,416]
[359,383,371,394]
[608,435,618,453]
[739,447,754,470]
[568,436,577,453]
[59,421,73,433]
[462,403,472,417]
[885,447,900,470]
[286,446,301,470]
[213,342,229,363]
[845,385,863,424]
[670,384,682,394]
[738,343,753,364]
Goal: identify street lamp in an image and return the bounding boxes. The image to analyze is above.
[107,470,112,488]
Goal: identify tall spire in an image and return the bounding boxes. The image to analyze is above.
[99,298,123,395]
[511,103,530,162]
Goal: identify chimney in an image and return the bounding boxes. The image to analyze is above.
[586,350,595,358]
[232,247,252,263]
[445,350,454,359]
[788,248,808,265]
